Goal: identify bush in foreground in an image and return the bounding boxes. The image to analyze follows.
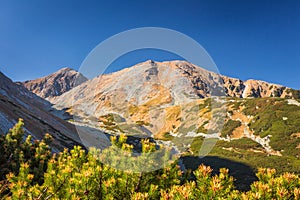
[0,119,299,199]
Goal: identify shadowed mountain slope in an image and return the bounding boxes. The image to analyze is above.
[0,71,82,151]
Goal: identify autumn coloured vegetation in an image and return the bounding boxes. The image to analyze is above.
[0,119,299,199]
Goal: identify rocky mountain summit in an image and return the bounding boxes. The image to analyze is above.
[22,61,297,104]
[20,67,87,102]
[52,60,297,118]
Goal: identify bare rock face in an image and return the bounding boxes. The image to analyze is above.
[222,76,245,98]
[222,77,293,98]
[241,79,290,98]
[0,71,82,151]
[20,68,87,102]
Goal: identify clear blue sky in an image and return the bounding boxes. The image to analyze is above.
[0,0,299,88]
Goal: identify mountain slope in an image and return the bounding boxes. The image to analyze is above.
[52,60,298,136]
[0,71,83,151]
[19,67,87,101]
[52,60,225,136]
[50,61,300,165]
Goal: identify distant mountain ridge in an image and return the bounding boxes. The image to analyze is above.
[21,61,299,102]
[38,61,300,99]
[19,67,87,101]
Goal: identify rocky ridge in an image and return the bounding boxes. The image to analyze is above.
[19,67,87,102]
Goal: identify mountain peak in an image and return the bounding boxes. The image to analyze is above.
[145,59,156,64]
[20,67,88,101]
[57,67,76,72]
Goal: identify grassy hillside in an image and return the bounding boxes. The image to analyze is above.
[93,97,300,178]
[187,98,300,177]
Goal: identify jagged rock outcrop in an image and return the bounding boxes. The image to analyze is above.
[222,77,293,98]
[241,79,290,98]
